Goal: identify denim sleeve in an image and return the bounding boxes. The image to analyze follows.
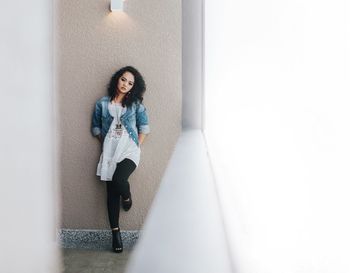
[136,103,150,135]
[91,100,102,136]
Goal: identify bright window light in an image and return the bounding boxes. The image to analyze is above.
[204,1,350,272]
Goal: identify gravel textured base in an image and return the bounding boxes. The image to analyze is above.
[58,229,140,250]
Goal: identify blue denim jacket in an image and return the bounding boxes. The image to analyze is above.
[91,96,150,146]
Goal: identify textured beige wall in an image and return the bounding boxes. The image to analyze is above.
[56,0,181,229]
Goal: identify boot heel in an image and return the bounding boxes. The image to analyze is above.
[112,228,123,253]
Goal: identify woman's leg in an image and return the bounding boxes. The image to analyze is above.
[106,158,137,229]
[106,181,121,229]
[112,158,136,200]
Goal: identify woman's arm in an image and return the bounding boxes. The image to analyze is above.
[138,133,146,146]
[97,134,104,144]
[136,101,150,146]
[91,100,102,137]
[136,103,150,135]
[136,102,150,147]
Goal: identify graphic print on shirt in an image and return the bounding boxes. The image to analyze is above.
[109,103,125,139]
[112,123,123,138]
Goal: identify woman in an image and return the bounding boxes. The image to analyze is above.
[91,66,150,253]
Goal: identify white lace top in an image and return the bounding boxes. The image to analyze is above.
[96,101,141,181]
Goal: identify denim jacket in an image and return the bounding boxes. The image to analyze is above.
[91,96,150,146]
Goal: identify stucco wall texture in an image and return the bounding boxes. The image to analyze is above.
[56,0,182,229]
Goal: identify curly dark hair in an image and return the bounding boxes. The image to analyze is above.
[107,66,146,107]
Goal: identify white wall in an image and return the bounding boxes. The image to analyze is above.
[204,0,350,272]
[0,0,61,272]
[125,130,232,273]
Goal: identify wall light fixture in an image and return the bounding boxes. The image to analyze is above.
[110,0,123,11]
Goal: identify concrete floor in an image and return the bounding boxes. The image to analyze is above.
[61,248,132,273]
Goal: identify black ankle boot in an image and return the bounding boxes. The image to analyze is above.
[122,194,132,211]
[112,228,123,253]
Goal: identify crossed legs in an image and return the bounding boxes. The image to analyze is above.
[106,158,136,229]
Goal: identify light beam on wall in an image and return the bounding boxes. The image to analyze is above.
[110,0,123,12]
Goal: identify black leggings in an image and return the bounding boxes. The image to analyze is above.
[106,158,136,229]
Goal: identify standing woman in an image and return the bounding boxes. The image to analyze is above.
[91,66,150,253]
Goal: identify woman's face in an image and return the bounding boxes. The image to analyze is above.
[117,71,135,95]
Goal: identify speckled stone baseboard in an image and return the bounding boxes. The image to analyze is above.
[58,229,140,250]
